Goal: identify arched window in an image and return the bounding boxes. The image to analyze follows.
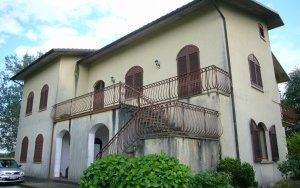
[33,134,44,163]
[258,23,265,39]
[248,54,263,89]
[20,137,29,162]
[93,80,105,110]
[125,66,143,98]
[39,84,49,110]
[269,125,279,161]
[26,92,34,115]
[250,119,268,162]
[177,45,201,98]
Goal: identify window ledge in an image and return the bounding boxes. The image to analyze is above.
[251,84,264,93]
[25,113,32,117]
[260,160,273,164]
[260,36,266,42]
[39,108,47,112]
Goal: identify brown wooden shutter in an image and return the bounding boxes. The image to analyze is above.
[269,125,279,162]
[33,134,43,163]
[256,65,263,87]
[250,119,262,162]
[26,92,34,115]
[249,61,257,84]
[20,137,29,162]
[189,52,201,95]
[134,71,143,91]
[178,56,188,98]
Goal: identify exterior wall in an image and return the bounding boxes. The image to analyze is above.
[222,4,286,186]
[136,138,220,172]
[85,6,226,93]
[15,60,60,178]
[15,56,85,178]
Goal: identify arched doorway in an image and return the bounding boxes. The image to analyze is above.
[93,80,105,110]
[87,124,109,166]
[54,130,70,178]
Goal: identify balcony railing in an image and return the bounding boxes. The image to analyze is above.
[53,65,231,121]
[97,101,221,158]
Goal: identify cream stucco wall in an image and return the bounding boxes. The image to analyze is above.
[83,6,227,93]
[15,60,60,178]
[221,3,286,185]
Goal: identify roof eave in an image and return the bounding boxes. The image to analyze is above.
[272,53,289,83]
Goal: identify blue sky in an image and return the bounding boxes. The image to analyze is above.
[0,0,299,73]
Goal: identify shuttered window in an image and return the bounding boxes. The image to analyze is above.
[250,119,262,162]
[125,66,143,98]
[20,137,29,162]
[259,23,265,39]
[26,92,34,115]
[33,134,43,163]
[269,125,279,162]
[248,54,263,89]
[39,85,49,110]
[177,45,201,98]
[250,119,268,162]
[93,80,105,110]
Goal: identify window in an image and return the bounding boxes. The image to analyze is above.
[258,24,265,39]
[269,125,279,162]
[93,80,105,110]
[33,134,43,163]
[26,92,34,115]
[39,84,49,110]
[248,54,263,89]
[20,137,29,162]
[125,66,143,98]
[250,119,268,162]
[177,45,201,98]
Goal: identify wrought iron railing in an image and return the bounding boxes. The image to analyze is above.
[140,65,231,105]
[97,101,221,158]
[53,65,230,121]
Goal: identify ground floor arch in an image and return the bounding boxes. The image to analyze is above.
[87,124,109,166]
[54,130,70,178]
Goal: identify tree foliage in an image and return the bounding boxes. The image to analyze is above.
[282,67,300,132]
[0,53,40,153]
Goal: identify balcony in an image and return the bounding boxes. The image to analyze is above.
[53,65,231,122]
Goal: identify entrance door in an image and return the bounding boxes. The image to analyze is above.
[177,45,201,98]
[93,80,105,110]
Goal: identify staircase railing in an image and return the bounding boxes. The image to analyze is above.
[97,101,221,158]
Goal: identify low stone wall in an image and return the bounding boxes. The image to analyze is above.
[135,137,220,172]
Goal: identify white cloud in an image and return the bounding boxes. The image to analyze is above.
[15,26,101,56]
[25,30,37,41]
[0,16,23,35]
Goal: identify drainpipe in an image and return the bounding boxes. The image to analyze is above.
[211,0,240,160]
[48,122,55,179]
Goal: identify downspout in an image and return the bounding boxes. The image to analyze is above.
[48,122,55,179]
[211,0,240,159]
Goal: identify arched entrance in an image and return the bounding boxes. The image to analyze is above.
[54,130,70,178]
[87,124,109,166]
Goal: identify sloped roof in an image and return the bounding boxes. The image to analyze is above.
[272,53,289,83]
[11,49,96,80]
[78,0,283,64]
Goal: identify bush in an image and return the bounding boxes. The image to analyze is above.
[278,156,300,179]
[80,153,192,187]
[286,132,300,158]
[217,157,255,187]
[79,154,129,187]
[190,170,233,188]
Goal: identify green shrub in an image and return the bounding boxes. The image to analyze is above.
[190,170,233,188]
[80,153,192,187]
[278,156,300,179]
[287,132,300,158]
[79,154,129,187]
[217,157,255,187]
[119,153,191,187]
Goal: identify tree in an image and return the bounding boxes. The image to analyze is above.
[0,53,40,153]
[282,67,300,133]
